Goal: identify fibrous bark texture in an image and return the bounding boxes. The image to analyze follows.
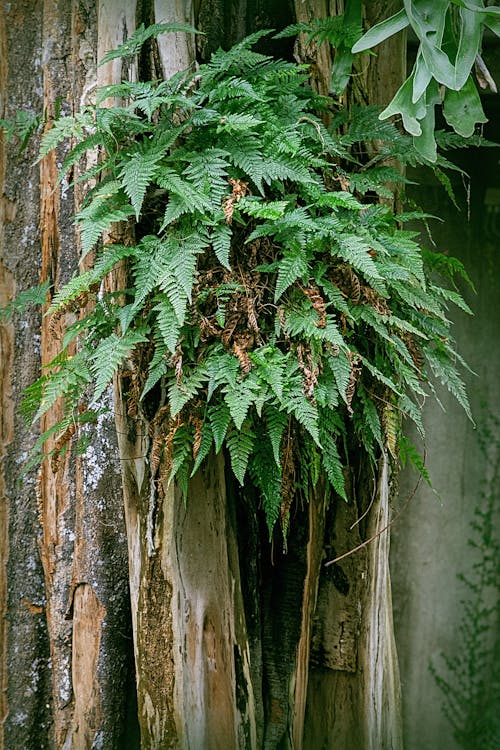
[0,1,405,748]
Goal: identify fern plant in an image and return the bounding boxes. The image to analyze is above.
[3,24,482,537]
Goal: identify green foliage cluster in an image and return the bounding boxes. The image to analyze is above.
[352,0,500,161]
[431,413,500,749]
[3,26,478,535]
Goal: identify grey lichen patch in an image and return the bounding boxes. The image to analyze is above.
[81,387,120,493]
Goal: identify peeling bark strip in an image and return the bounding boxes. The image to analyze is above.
[38,2,81,746]
[363,455,402,750]
[35,1,135,748]
[70,584,106,749]
[0,5,12,743]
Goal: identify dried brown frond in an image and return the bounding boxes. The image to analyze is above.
[361,285,391,316]
[150,408,177,479]
[36,467,44,525]
[297,343,319,400]
[148,404,170,437]
[281,434,296,533]
[192,416,203,460]
[150,433,165,478]
[336,174,350,192]
[332,265,361,305]
[221,308,242,347]
[199,315,221,342]
[303,284,326,328]
[246,296,259,333]
[346,351,362,415]
[171,344,184,385]
[222,177,248,224]
[232,331,254,374]
[401,333,424,372]
[48,283,100,339]
[51,421,77,473]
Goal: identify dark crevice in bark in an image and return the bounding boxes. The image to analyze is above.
[196,0,295,62]
[261,506,309,749]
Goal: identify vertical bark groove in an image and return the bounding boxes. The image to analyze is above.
[0,6,11,744]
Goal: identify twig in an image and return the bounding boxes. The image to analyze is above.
[324,462,423,567]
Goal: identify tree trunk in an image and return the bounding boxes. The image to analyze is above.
[0,1,406,748]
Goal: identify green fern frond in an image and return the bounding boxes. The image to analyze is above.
[141,339,169,399]
[36,349,92,421]
[226,423,255,485]
[169,424,194,496]
[153,295,181,354]
[47,271,97,314]
[118,142,165,219]
[133,233,200,324]
[335,234,385,290]
[422,249,475,291]
[217,113,264,133]
[430,285,473,315]
[426,347,473,421]
[38,116,81,159]
[398,436,431,485]
[183,149,230,205]
[191,419,214,475]
[205,350,239,399]
[208,76,262,103]
[264,405,289,465]
[362,358,401,397]
[0,280,51,323]
[249,435,282,535]
[168,364,208,418]
[358,388,384,452]
[57,131,111,185]
[157,168,213,227]
[274,246,309,301]
[222,134,265,192]
[211,223,232,269]
[282,384,321,446]
[319,420,347,500]
[99,22,199,65]
[202,29,272,78]
[263,153,317,185]
[238,197,289,220]
[223,372,261,430]
[328,351,352,406]
[391,280,446,318]
[249,347,287,400]
[208,403,232,453]
[76,181,135,258]
[90,327,149,403]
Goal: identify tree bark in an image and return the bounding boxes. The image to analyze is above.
[1,3,52,748]
[0,2,407,748]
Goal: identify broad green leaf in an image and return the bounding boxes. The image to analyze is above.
[412,51,432,104]
[379,74,426,136]
[413,103,437,162]
[443,77,488,137]
[455,1,483,89]
[351,8,409,53]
